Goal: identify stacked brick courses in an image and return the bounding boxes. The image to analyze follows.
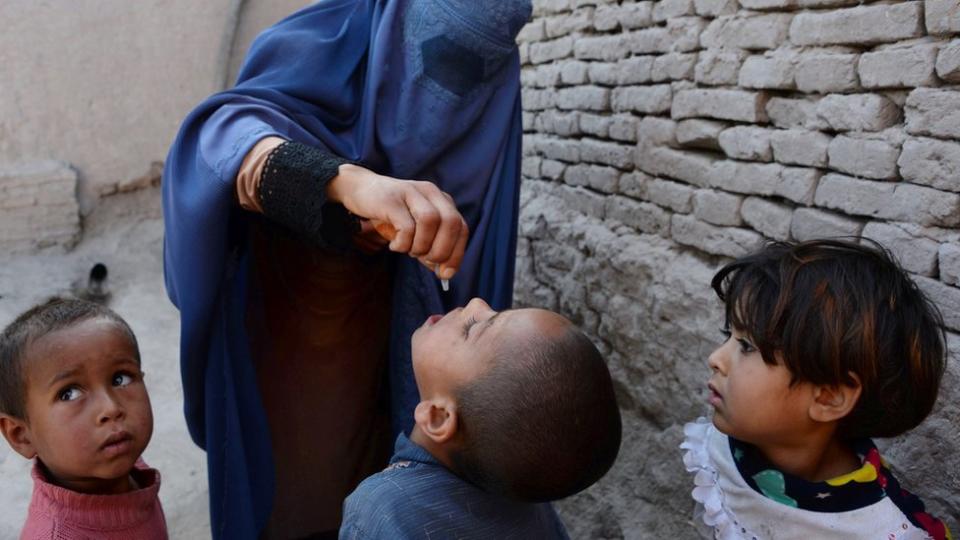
[0,162,80,253]
[517,0,960,534]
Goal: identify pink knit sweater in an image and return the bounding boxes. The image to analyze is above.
[20,460,168,540]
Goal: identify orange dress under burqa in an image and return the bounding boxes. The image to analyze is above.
[238,137,393,538]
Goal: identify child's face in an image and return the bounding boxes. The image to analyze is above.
[411,297,569,399]
[17,318,153,493]
[707,327,815,446]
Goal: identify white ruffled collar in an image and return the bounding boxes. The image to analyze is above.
[680,418,942,540]
[681,417,756,540]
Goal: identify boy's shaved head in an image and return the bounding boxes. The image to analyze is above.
[450,317,622,501]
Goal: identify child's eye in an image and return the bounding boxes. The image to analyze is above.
[58,387,82,402]
[737,338,757,354]
[112,372,134,387]
[462,316,478,339]
[719,327,732,341]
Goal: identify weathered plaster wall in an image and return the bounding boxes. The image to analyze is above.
[0,0,308,216]
[227,0,315,85]
[515,0,960,536]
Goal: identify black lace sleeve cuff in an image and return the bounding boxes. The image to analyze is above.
[257,141,359,250]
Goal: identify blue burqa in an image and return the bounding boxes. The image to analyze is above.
[162,0,530,537]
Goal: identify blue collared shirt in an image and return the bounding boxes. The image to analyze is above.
[340,433,570,539]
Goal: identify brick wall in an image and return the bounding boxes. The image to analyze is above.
[0,162,80,253]
[515,0,960,536]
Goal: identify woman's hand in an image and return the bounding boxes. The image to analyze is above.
[327,164,468,279]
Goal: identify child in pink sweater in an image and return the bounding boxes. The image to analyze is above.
[0,298,167,539]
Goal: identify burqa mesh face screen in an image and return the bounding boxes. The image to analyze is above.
[404,0,532,97]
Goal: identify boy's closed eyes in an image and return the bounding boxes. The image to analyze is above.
[412,300,569,396]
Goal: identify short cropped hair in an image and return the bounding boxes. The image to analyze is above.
[711,239,946,439]
[451,325,622,502]
[0,298,139,420]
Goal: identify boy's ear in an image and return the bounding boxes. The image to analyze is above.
[413,397,459,445]
[0,414,37,460]
[809,372,862,424]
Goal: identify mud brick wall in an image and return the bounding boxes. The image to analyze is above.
[0,162,80,253]
[514,0,960,536]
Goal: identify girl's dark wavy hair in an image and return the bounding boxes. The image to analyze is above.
[711,238,946,440]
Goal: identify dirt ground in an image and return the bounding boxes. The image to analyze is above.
[0,187,210,539]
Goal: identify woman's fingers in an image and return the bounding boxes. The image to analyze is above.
[439,217,469,278]
[382,193,417,253]
[390,182,467,271]
[400,186,441,256]
[416,183,463,265]
[330,165,467,268]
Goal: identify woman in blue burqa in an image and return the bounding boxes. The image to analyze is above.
[162,0,531,537]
